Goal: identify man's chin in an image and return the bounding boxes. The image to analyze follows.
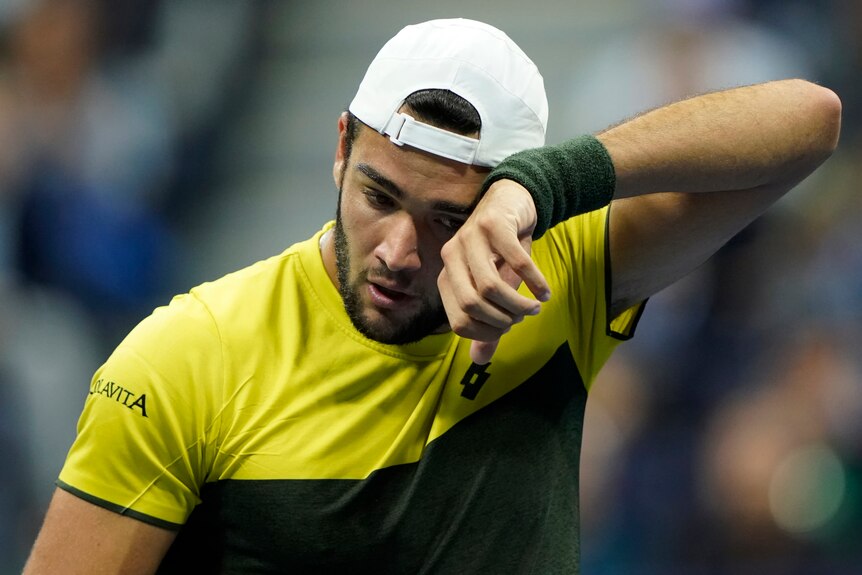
[350,308,447,346]
[351,314,422,345]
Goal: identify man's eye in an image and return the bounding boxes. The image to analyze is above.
[437,215,465,233]
[364,190,393,208]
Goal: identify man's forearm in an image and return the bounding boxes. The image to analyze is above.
[598,79,842,199]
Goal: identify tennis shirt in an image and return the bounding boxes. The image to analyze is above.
[58,206,642,573]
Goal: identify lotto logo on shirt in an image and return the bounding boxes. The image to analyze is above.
[88,378,148,417]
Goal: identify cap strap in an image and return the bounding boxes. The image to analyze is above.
[381,112,479,164]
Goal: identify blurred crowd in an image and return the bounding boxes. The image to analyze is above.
[578,1,862,573]
[0,0,261,570]
[0,0,859,573]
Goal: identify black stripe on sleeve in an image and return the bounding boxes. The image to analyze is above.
[55,479,184,531]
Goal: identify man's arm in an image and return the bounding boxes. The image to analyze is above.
[601,79,841,314]
[439,79,841,363]
[23,488,176,575]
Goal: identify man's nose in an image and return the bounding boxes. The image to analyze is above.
[374,214,421,272]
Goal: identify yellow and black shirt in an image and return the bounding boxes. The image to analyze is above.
[58,207,642,574]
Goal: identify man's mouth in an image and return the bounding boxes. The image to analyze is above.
[367,281,415,308]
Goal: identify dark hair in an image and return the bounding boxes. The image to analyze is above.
[343,89,481,162]
[402,89,482,135]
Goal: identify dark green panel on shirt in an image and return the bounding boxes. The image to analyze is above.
[158,344,587,575]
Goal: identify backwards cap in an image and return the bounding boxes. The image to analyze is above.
[349,18,548,168]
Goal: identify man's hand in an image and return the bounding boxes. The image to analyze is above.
[438,179,551,364]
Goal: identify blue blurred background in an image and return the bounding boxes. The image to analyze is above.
[0,0,859,573]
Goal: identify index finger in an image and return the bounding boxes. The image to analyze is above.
[480,224,551,303]
[470,338,499,365]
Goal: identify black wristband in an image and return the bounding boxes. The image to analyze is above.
[480,135,616,239]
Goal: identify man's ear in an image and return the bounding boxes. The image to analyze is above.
[333,111,350,188]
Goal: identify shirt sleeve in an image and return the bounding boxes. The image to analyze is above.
[535,206,645,390]
[57,291,224,529]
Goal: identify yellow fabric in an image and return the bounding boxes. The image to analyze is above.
[58,205,640,526]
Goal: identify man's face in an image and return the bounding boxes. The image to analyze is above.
[327,114,488,344]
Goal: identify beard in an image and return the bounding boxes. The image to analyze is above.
[333,194,448,345]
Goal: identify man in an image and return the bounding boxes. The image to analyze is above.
[24,18,840,574]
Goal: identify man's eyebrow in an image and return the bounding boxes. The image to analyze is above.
[433,200,474,216]
[356,162,475,215]
[356,163,404,199]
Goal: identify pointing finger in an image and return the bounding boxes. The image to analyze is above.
[470,338,499,365]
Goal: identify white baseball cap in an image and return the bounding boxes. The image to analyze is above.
[348,18,548,168]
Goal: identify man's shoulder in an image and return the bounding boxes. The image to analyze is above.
[105,237,316,384]
[531,206,609,274]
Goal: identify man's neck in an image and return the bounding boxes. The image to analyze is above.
[319,228,339,288]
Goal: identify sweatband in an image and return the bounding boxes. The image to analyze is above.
[480,135,616,239]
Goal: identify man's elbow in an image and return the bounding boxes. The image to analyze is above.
[806,81,842,159]
[779,79,842,178]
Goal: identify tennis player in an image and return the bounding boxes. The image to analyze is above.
[24,18,840,574]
